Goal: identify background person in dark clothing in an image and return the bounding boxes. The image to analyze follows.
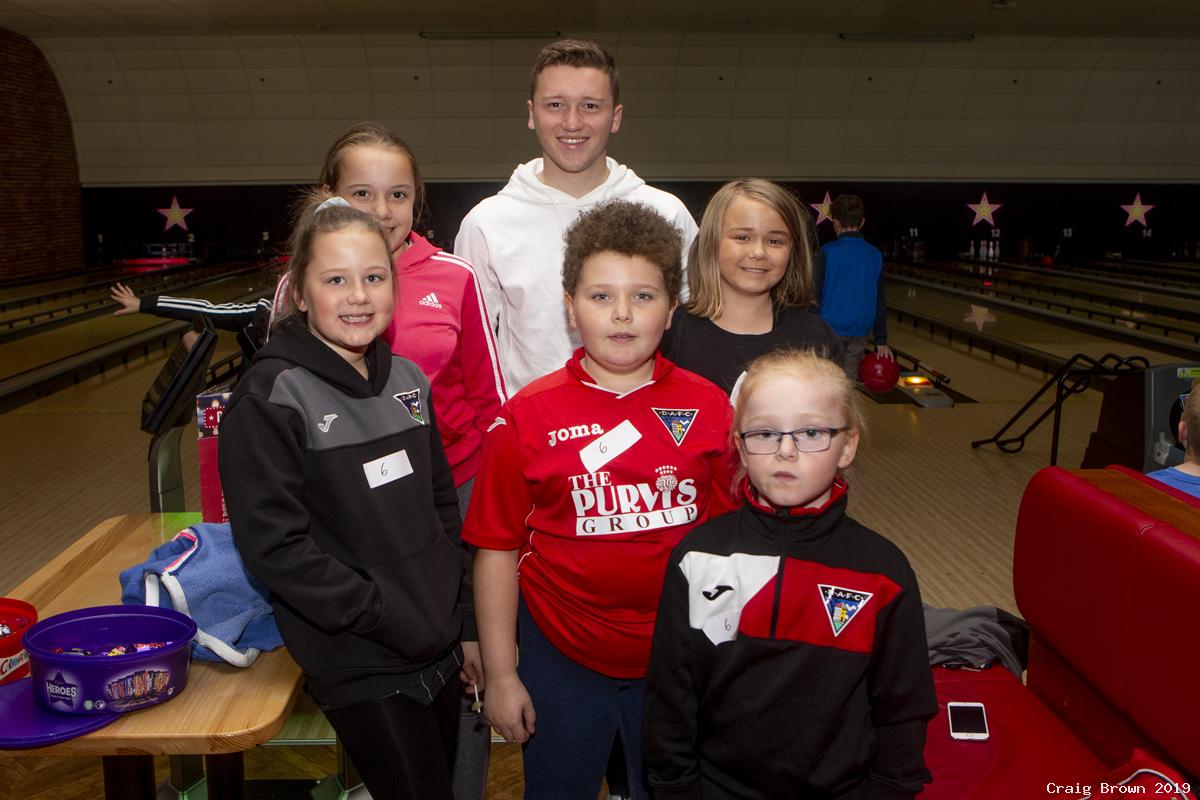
[815,194,893,379]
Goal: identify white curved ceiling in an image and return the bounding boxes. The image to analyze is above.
[3,2,1198,184]
[1,0,1198,39]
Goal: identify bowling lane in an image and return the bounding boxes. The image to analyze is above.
[893,267,1200,345]
[0,266,146,305]
[887,282,1193,365]
[935,260,1200,317]
[1026,259,1197,292]
[0,263,264,324]
[0,272,270,382]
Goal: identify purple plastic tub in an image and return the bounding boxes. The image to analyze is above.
[23,605,196,715]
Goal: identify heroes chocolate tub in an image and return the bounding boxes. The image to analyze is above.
[23,605,196,714]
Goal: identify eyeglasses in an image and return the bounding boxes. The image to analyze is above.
[738,427,849,454]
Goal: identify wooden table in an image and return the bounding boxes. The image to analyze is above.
[4,514,304,799]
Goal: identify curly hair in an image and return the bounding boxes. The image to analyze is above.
[530,39,619,103]
[561,201,683,300]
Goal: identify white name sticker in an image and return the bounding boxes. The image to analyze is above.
[579,419,641,474]
[363,450,413,489]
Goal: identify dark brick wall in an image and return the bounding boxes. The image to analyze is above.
[0,28,83,282]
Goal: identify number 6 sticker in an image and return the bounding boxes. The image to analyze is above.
[363,450,412,488]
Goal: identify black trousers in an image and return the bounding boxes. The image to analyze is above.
[323,681,460,800]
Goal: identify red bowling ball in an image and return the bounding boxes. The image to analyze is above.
[858,352,900,393]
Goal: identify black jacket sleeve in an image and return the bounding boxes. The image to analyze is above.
[643,554,703,800]
[219,391,391,641]
[425,396,476,641]
[864,567,937,798]
[141,294,271,332]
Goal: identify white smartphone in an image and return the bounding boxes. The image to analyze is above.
[947,701,989,741]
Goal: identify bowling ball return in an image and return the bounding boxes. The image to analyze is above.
[892,371,956,408]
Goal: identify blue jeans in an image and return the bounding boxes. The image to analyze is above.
[518,601,650,800]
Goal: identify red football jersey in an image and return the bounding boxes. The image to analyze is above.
[464,349,737,678]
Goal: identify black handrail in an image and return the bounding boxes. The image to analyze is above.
[971,352,1150,466]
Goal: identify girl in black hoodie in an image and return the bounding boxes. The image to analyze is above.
[219,194,478,799]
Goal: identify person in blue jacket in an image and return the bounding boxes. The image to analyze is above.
[1146,380,1200,499]
[815,194,893,379]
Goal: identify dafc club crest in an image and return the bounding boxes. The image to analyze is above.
[652,408,698,446]
[818,584,873,637]
[394,389,425,424]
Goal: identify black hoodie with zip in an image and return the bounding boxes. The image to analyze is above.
[219,322,473,707]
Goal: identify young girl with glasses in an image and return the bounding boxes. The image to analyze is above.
[643,348,936,799]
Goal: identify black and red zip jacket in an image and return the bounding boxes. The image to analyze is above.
[644,478,937,799]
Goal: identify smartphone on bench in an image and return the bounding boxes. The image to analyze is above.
[947,702,989,741]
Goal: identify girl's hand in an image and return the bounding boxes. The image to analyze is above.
[482,672,536,744]
[110,283,140,316]
[460,640,485,692]
[875,344,894,360]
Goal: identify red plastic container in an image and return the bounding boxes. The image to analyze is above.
[0,598,37,686]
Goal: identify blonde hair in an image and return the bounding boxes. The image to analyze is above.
[685,178,817,320]
[272,190,391,330]
[732,348,865,488]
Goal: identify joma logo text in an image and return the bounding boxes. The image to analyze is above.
[547,423,604,447]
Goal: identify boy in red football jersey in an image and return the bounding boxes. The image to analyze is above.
[465,200,736,800]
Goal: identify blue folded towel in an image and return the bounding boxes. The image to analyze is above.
[120,522,283,666]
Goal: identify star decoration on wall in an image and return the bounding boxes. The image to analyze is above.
[967,192,1002,227]
[963,304,997,332]
[157,196,193,232]
[810,191,833,226]
[1120,193,1154,228]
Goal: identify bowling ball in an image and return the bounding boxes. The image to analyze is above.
[858,352,900,393]
[1040,255,1054,266]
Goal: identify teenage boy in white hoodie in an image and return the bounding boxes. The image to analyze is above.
[454,39,698,393]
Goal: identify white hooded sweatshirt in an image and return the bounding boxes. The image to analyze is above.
[454,157,698,394]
